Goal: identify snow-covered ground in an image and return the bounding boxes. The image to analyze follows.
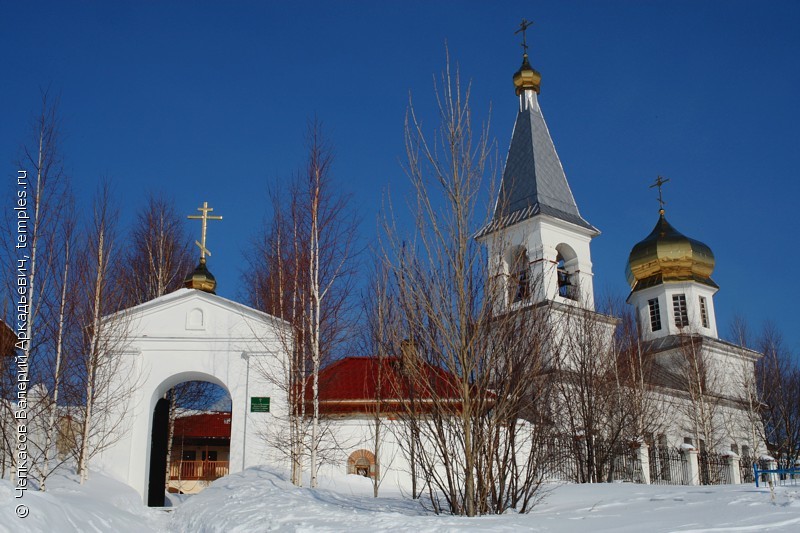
[3,467,800,532]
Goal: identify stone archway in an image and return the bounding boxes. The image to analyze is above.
[93,289,288,504]
[145,371,233,506]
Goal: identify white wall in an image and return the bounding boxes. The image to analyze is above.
[94,289,289,503]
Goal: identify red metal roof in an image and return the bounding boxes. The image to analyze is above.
[174,412,232,439]
[306,356,463,415]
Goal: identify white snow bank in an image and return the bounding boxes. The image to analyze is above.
[0,471,168,533]
[3,466,800,532]
[170,466,800,533]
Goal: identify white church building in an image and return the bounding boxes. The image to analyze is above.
[93,38,762,503]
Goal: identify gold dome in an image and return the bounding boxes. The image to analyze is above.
[626,212,716,292]
[513,54,541,95]
[184,258,217,294]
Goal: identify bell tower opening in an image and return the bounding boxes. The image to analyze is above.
[555,244,579,301]
[508,246,531,304]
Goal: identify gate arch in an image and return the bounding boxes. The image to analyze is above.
[93,289,288,504]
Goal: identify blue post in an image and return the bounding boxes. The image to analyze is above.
[754,463,759,487]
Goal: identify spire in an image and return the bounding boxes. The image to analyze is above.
[476,22,595,238]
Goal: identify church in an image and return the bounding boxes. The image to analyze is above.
[93,33,762,503]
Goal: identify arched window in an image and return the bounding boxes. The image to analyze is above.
[347,449,377,479]
[555,244,579,301]
[508,247,530,304]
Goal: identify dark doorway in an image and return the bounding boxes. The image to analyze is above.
[147,398,170,507]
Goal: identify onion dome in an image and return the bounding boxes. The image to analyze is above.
[626,212,716,292]
[513,54,541,95]
[184,258,217,294]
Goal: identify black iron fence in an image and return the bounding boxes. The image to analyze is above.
[607,444,643,483]
[536,440,748,486]
[649,447,686,485]
[698,451,731,485]
[739,455,755,484]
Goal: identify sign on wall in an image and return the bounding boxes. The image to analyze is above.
[250,397,270,413]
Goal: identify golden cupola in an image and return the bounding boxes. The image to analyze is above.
[626,211,717,293]
[513,53,541,95]
[184,258,217,294]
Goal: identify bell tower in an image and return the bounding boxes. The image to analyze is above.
[476,20,599,311]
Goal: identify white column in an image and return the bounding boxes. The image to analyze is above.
[724,452,741,484]
[638,443,651,485]
[683,446,700,486]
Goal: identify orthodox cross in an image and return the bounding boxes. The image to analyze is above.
[187,201,223,261]
[515,19,534,55]
[649,175,670,212]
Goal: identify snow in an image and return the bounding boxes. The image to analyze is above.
[3,467,800,532]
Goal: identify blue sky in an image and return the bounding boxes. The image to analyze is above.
[2,1,799,353]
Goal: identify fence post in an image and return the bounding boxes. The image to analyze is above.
[682,445,700,486]
[724,452,741,484]
[638,443,651,485]
[764,455,779,486]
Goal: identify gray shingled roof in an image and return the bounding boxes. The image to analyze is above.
[476,97,596,238]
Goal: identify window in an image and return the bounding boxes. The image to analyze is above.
[673,294,689,328]
[742,445,750,458]
[731,443,739,455]
[648,298,662,332]
[699,296,709,328]
[182,450,197,461]
[683,437,693,446]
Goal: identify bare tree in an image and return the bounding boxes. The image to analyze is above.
[71,183,137,483]
[725,317,765,459]
[756,323,800,465]
[123,193,193,305]
[361,263,397,497]
[36,195,78,490]
[0,91,73,490]
[121,192,196,486]
[377,55,553,515]
[245,120,359,487]
[549,299,651,483]
[677,334,724,452]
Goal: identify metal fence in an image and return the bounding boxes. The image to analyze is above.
[539,437,581,482]
[698,451,731,485]
[607,445,643,483]
[649,447,686,485]
[739,455,755,484]
[536,441,749,486]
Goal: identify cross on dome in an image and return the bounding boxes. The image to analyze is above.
[650,175,670,214]
[188,201,223,262]
[515,19,534,56]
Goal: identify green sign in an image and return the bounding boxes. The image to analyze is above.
[251,397,270,413]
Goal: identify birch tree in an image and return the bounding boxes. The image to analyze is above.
[72,183,136,483]
[37,196,78,490]
[245,120,359,487]
[0,91,72,490]
[122,192,195,486]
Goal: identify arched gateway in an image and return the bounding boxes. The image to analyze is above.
[94,288,288,505]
